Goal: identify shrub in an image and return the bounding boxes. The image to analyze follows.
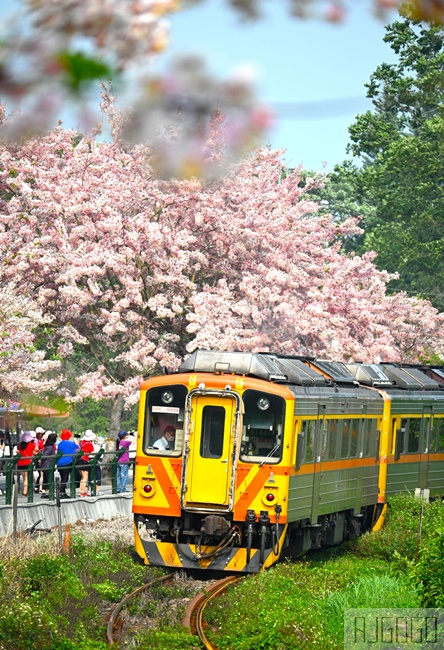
[133,630,201,649]
[411,525,444,607]
[352,493,424,560]
[21,554,86,605]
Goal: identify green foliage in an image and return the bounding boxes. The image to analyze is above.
[58,51,115,92]
[352,494,444,609]
[69,536,146,585]
[0,536,150,649]
[90,578,126,602]
[59,397,137,438]
[62,397,114,438]
[0,599,59,650]
[20,554,86,605]
[46,640,109,650]
[133,629,201,649]
[0,495,442,650]
[204,555,402,649]
[325,573,418,612]
[413,526,444,606]
[352,493,424,560]
[301,162,377,252]
[343,17,444,310]
[204,495,444,649]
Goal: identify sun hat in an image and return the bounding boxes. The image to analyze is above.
[35,426,45,434]
[118,430,128,440]
[20,431,34,443]
[83,429,96,441]
[61,429,72,440]
[29,430,37,438]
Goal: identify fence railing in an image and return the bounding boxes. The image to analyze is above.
[0,448,134,505]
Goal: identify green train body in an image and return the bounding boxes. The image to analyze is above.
[133,352,444,572]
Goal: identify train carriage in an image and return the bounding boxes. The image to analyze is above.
[133,350,444,574]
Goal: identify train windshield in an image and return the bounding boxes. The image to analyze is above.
[144,385,187,454]
[240,390,285,463]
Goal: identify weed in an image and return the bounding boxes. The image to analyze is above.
[133,629,201,649]
[0,494,442,649]
[90,579,126,602]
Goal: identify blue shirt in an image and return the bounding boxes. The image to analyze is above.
[57,439,79,466]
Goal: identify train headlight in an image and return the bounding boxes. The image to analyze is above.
[261,487,278,506]
[161,390,174,404]
[141,480,156,497]
[257,397,270,411]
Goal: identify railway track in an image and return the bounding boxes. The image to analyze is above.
[106,573,175,644]
[106,571,244,648]
[184,575,244,649]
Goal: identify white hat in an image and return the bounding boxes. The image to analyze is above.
[83,429,96,441]
[35,426,45,434]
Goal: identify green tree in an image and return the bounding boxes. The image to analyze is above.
[300,163,377,252]
[344,14,444,310]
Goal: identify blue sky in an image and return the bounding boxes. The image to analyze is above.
[165,0,399,171]
[0,0,399,172]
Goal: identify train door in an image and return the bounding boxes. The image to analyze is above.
[353,414,366,512]
[183,394,236,507]
[392,412,430,494]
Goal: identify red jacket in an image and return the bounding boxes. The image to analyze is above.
[79,440,94,462]
[17,441,37,467]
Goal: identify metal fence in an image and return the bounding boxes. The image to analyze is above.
[0,448,134,505]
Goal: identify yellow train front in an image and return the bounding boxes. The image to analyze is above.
[133,350,387,573]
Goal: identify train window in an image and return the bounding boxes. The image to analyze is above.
[341,420,351,458]
[407,419,420,453]
[143,384,187,454]
[394,419,406,459]
[320,421,328,460]
[438,419,444,451]
[300,420,315,463]
[306,422,315,462]
[350,419,359,458]
[428,418,438,452]
[327,420,338,460]
[200,406,224,458]
[422,418,432,453]
[363,419,377,457]
[240,390,285,463]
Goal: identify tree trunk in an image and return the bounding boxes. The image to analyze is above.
[109,394,124,438]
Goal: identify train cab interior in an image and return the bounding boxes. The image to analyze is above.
[240,389,285,462]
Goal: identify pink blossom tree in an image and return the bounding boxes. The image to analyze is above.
[186,149,444,361]
[0,281,61,400]
[1,118,443,430]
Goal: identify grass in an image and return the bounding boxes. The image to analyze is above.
[203,494,444,650]
[0,494,442,649]
[203,554,418,649]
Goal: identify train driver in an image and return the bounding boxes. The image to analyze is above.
[153,425,176,451]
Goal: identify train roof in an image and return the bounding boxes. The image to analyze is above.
[179,350,326,386]
[179,350,444,391]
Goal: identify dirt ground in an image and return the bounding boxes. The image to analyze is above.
[70,515,134,545]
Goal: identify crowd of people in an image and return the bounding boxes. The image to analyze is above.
[0,427,136,498]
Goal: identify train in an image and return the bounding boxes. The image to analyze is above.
[132,350,444,573]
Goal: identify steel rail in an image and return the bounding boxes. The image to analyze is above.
[186,575,244,650]
[106,573,174,644]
